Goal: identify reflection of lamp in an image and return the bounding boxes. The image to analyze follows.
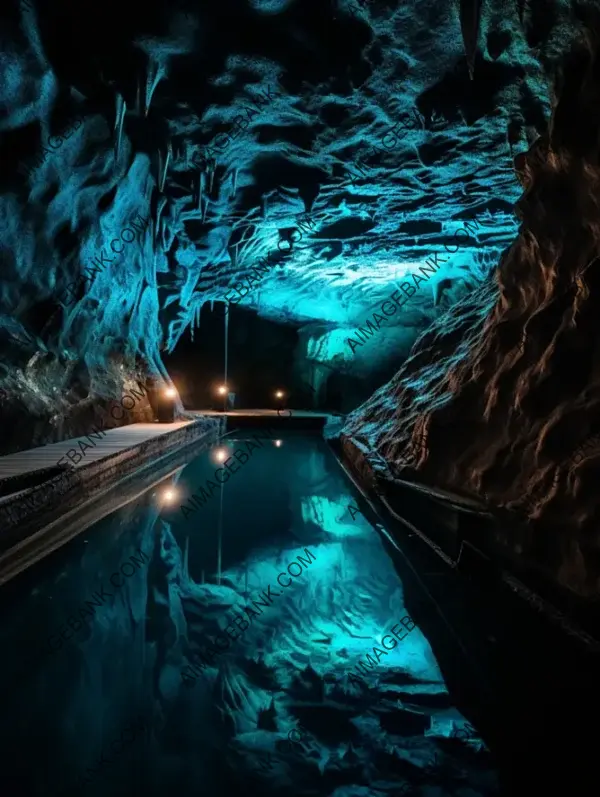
[159,487,178,507]
[164,387,177,398]
[212,447,229,464]
[274,440,282,448]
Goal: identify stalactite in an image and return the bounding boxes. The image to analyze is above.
[144,58,166,117]
[459,0,483,80]
[135,73,142,115]
[159,139,172,193]
[156,149,163,194]
[148,217,156,254]
[114,93,126,160]
[162,212,170,252]
[155,196,168,250]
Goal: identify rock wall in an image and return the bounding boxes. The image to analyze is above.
[343,8,600,597]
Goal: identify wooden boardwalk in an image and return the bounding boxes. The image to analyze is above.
[0,422,192,482]
[0,420,214,585]
[193,409,328,417]
[0,411,330,485]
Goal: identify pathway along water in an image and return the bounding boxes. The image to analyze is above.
[0,429,498,797]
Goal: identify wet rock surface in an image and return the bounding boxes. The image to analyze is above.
[343,5,600,598]
[0,0,574,449]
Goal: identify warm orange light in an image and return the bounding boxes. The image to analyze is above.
[161,488,178,503]
[275,390,284,399]
[164,387,177,398]
[213,447,228,463]
[217,385,228,395]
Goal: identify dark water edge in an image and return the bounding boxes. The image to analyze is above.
[0,432,498,796]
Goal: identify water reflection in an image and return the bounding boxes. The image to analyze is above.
[0,433,498,797]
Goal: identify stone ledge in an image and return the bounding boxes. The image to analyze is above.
[339,433,398,492]
[0,418,222,555]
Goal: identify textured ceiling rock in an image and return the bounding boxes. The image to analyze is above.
[0,0,595,460]
[1,1,552,377]
[343,5,600,596]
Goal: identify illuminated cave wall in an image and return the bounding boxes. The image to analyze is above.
[342,5,600,595]
[0,0,578,448]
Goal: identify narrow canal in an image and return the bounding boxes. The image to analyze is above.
[0,430,498,797]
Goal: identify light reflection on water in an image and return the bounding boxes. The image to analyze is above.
[0,431,498,797]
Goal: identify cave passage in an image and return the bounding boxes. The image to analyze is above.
[0,431,497,797]
[4,0,600,794]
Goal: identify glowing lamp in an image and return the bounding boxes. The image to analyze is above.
[164,387,177,398]
[161,488,177,503]
[274,440,282,447]
[275,390,284,399]
[217,385,228,396]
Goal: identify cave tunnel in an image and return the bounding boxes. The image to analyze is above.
[1,0,600,795]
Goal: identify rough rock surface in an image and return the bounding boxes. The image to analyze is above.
[2,0,600,587]
[0,0,569,448]
[0,469,498,797]
[343,6,600,597]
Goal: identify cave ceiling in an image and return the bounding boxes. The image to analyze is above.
[0,0,583,389]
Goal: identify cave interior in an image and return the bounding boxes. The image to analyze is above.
[1,0,600,795]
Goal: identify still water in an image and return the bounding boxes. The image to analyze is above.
[0,430,499,796]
